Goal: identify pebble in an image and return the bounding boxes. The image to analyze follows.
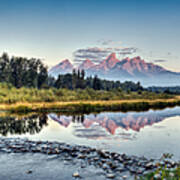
[26,170,32,174]
[122,175,127,179]
[169,172,174,177]
[115,167,124,172]
[77,154,86,159]
[73,172,80,177]
[154,173,161,179]
[106,173,115,179]
[145,162,154,169]
[102,163,109,169]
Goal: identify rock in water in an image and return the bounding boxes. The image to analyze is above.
[106,173,115,179]
[26,170,32,174]
[73,172,80,177]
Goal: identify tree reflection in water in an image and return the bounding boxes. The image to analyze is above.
[1,107,180,137]
[0,114,48,136]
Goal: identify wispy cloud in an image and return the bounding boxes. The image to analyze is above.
[97,39,122,46]
[98,39,113,46]
[73,45,138,65]
[154,59,167,63]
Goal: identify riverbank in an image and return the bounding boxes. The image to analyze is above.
[0,137,179,179]
[0,96,180,113]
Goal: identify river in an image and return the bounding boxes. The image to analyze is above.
[1,106,180,159]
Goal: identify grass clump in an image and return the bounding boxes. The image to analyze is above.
[142,154,180,180]
[143,165,180,180]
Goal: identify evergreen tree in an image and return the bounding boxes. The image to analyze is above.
[72,69,77,90]
[0,52,10,82]
[93,75,101,90]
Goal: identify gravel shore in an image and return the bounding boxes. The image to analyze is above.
[0,137,179,179]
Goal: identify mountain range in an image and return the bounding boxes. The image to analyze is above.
[49,53,180,86]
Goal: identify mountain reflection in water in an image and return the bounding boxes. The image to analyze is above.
[0,107,180,137]
[1,107,180,159]
[48,107,180,135]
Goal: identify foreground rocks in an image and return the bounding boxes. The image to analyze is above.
[0,137,179,179]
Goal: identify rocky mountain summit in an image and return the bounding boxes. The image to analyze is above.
[49,53,180,86]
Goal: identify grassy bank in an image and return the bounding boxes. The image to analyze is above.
[0,83,179,113]
[0,97,179,113]
[0,83,173,103]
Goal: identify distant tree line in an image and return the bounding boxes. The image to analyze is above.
[148,86,180,95]
[52,69,143,91]
[0,52,143,91]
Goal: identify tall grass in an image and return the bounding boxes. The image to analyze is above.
[0,82,179,113]
[0,83,174,104]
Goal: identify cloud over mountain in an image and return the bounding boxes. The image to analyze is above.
[73,46,137,65]
[154,59,167,63]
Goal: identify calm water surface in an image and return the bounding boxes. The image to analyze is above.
[1,107,180,159]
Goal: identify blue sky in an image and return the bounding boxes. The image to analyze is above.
[0,0,180,71]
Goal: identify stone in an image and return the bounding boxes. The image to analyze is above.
[122,175,127,179]
[93,157,99,161]
[54,148,60,154]
[169,160,176,167]
[98,150,109,159]
[129,167,137,174]
[110,163,117,170]
[154,173,161,179]
[137,167,145,174]
[106,173,115,179]
[118,156,124,162]
[73,172,80,177]
[81,164,86,168]
[145,162,154,169]
[102,163,109,169]
[26,170,32,174]
[77,154,86,159]
[65,157,72,161]
[47,150,53,155]
[169,172,174,177]
[115,167,124,172]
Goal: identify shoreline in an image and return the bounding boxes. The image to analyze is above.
[0,97,179,113]
[0,137,179,179]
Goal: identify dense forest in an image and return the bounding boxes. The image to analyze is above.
[0,53,48,88]
[0,53,143,92]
